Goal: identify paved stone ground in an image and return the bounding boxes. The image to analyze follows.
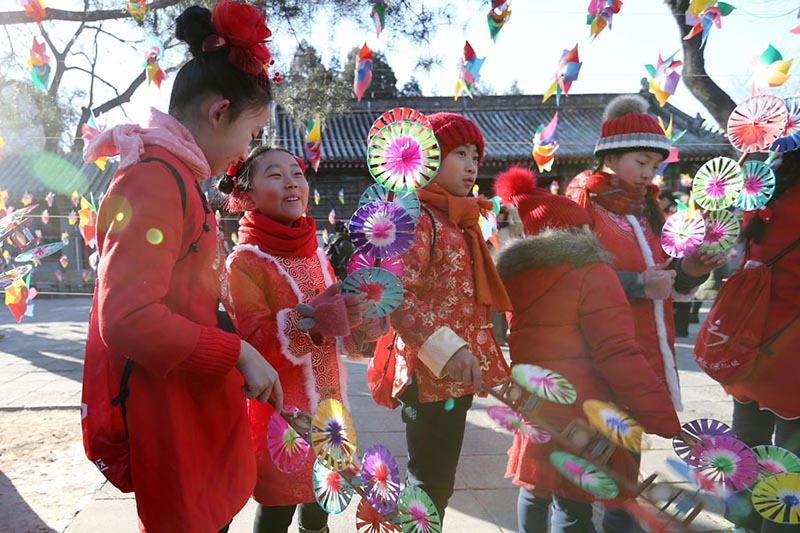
[0,297,736,532]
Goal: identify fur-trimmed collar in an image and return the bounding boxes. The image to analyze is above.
[495,228,612,281]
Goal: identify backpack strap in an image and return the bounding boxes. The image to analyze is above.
[140,157,187,215]
[765,236,800,267]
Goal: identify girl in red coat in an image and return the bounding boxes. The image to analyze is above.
[495,167,681,533]
[219,146,383,533]
[81,2,283,532]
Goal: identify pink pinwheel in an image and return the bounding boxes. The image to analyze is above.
[305,115,321,172]
[367,120,440,191]
[543,45,582,105]
[354,44,373,102]
[727,95,789,154]
[587,0,622,40]
[455,41,485,101]
[646,51,682,107]
[362,444,401,514]
[683,2,734,49]
[267,406,311,474]
[397,485,441,533]
[661,209,705,258]
[487,406,551,443]
[347,253,403,278]
[532,112,559,173]
[686,435,759,493]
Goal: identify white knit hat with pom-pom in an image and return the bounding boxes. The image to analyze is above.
[594,95,670,158]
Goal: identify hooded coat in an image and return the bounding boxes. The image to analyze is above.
[496,229,680,502]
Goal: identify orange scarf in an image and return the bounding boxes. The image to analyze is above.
[417,183,512,311]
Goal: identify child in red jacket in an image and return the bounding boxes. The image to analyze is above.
[219,146,385,533]
[494,167,681,533]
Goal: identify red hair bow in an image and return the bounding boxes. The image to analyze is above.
[203,0,273,76]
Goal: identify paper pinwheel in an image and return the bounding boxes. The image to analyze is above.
[70,191,80,207]
[752,473,800,525]
[370,1,387,38]
[361,444,401,514]
[543,45,582,105]
[749,45,793,96]
[368,107,434,140]
[59,255,68,269]
[348,201,415,259]
[511,364,577,405]
[550,451,619,499]
[487,1,512,42]
[359,183,421,224]
[354,44,373,103]
[14,242,64,263]
[752,446,800,481]
[328,209,336,225]
[367,120,440,191]
[127,1,146,23]
[550,181,560,195]
[661,208,706,258]
[583,400,643,453]
[314,189,321,205]
[487,405,551,443]
[143,35,166,88]
[320,228,328,245]
[355,498,395,533]
[727,95,789,154]
[685,435,759,493]
[312,460,354,514]
[28,37,51,90]
[347,253,403,279]
[305,116,321,172]
[81,112,107,170]
[267,406,311,474]
[692,156,744,211]
[341,267,404,318]
[771,96,800,153]
[698,210,739,254]
[683,2,735,49]
[45,192,54,207]
[532,112,559,173]
[5,276,37,322]
[21,0,45,24]
[0,265,33,291]
[587,0,622,40]
[397,485,442,533]
[455,41,485,101]
[337,188,345,205]
[735,161,775,211]
[40,210,49,225]
[646,52,682,107]
[78,196,98,249]
[310,399,357,471]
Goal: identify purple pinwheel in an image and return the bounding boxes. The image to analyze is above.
[349,201,416,260]
[361,444,401,515]
[347,253,403,279]
[673,418,734,463]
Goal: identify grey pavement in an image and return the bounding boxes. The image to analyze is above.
[0,297,736,532]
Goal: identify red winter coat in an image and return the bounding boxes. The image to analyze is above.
[92,146,253,532]
[495,229,680,502]
[725,182,800,419]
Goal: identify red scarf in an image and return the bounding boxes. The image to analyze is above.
[238,211,318,258]
[576,171,659,217]
[417,183,512,312]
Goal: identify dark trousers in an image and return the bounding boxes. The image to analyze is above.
[673,301,691,337]
[517,487,595,533]
[728,400,800,532]
[253,502,328,533]
[399,378,473,521]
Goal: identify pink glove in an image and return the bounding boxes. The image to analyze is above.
[355,316,391,343]
[343,292,367,330]
[638,262,677,300]
[295,283,351,338]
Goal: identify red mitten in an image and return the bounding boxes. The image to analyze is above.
[295,283,351,338]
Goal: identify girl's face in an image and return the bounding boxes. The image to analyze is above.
[243,150,309,225]
[602,151,664,194]
[200,100,270,176]
[435,143,480,197]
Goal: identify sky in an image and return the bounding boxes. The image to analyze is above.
[2,0,800,142]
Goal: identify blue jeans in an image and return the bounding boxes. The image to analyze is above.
[399,378,473,521]
[517,487,595,533]
[729,400,800,533]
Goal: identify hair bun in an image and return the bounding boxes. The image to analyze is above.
[602,94,649,121]
[494,166,537,204]
[175,6,215,56]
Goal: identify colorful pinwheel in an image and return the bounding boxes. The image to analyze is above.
[59,255,69,269]
[646,51,682,107]
[771,96,800,153]
[305,115,321,172]
[368,107,433,140]
[370,1,387,38]
[532,112,559,173]
[143,35,166,88]
[314,189,321,205]
[367,120,440,191]
[685,435,759,493]
[347,253,403,279]
[312,460,354,514]
[543,45,581,105]
[13,242,64,263]
[40,210,49,225]
[749,45,793,96]
[511,364,577,405]
[5,276,37,322]
[683,2,735,49]
[550,181,560,195]
[735,161,776,211]
[692,157,744,211]
[341,267,404,318]
[752,446,800,481]
[583,400,643,453]
[356,498,396,533]
[338,188,345,205]
[661,208,706,258]
[698,210,739,254]
[82,111,108,170]
[127,1,146,23]
[550,451,619,499]
[267,406,311,474]
[487,405,551,443]
[587,0,622,40]
[361,444,401,514]
[328,209,336,226]
[310,399,357,471]
[455,41,485,101]
[0,265,33,291]
[359,183,421,223]
[348,201,415,259]
[487,1,512,42]
[28,37,51,90]
[21,0,45,24]
[78,195,98,249]
[727,95,789,154]
[752,473,800,525]
[354,44,373,102]
[397,485,442,533]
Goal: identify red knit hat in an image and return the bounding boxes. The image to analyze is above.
[494,166,592,236]
[427,112,485,165]
[594,95,670,158]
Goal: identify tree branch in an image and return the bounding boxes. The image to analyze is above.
[0,0,184,25]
